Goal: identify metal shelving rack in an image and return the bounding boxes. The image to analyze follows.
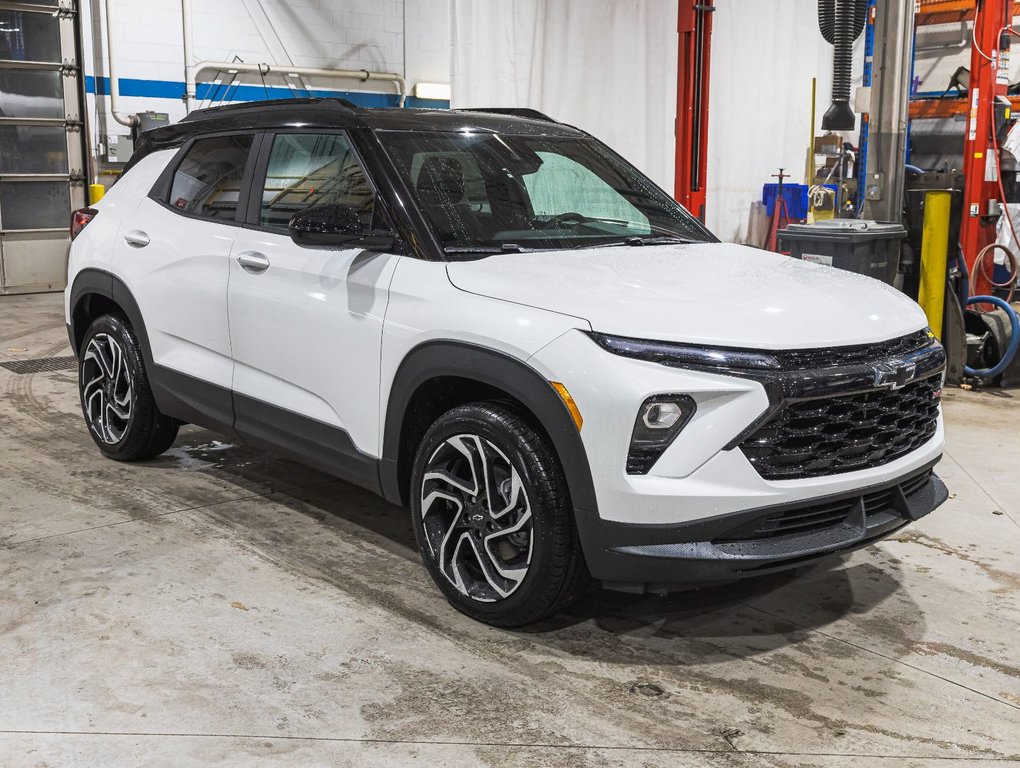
[909,0,1020,119]
[901,0,1016,294]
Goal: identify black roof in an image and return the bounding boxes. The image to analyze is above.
[131,98,586,164]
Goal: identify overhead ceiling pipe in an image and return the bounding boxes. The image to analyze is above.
[190,61,408,110]
[103,0,139,127]
[819,0,868,131]
[182,0,196,112]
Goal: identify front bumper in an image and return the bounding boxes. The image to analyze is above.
[586,461,948,592]
[526,329,949,589]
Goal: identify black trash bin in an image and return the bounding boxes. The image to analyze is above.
[777,220,906,285]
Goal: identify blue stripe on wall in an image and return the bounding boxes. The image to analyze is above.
[83,75,449,109]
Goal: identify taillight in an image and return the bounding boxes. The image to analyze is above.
[71,207,98,240]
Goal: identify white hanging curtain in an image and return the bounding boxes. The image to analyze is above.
[450,0,679,195]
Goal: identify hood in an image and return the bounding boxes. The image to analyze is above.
[446,241,928,349]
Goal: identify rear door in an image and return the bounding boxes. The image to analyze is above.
[114,132,257,430]
[226,130,398,483]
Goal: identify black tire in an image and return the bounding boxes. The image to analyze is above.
[410,402,589,627]
[78,313,179,461]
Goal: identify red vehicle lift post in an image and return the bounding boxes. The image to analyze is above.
[960,0,1012,296]
[675,1,714,222]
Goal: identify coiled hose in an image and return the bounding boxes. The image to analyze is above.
[957,120,1020,378]
[972,243,1018,306]
[955,247,1019,378]
[964,295,1020,378]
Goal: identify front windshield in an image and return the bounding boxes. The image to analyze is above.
[377,130,715,253]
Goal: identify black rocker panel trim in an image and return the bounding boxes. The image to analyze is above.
[233,393,382,494]
[380,341,600,529]
[150,365,237,438]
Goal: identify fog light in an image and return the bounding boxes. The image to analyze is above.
[628,395,696,475]
[642,401,684,429]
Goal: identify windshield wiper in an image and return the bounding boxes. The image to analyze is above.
[623,236,695,246]
[443,243,529,255]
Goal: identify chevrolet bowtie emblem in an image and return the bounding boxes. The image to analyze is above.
[872,359,918,390]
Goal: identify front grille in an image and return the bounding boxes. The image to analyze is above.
[0,356,77,375]
[740,375,941,480]
[716,470,933,542]
[772,329,933,370]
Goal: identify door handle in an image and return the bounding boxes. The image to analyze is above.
[123,230,150,248]
[237,251,271,273]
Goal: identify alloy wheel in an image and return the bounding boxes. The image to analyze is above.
[420,434,534,602]
[81,333,133,444]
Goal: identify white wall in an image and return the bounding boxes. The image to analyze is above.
[80,0,451,157]
[406,0,451,84]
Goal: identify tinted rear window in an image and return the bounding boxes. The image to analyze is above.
[168,134,253,221]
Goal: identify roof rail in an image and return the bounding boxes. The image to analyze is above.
[181,97,360,122]
[461,107,559,123]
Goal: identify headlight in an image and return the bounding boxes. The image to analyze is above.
[587,332,781,371]
[627,395,697,474]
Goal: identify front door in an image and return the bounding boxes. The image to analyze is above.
[227,131,398,486]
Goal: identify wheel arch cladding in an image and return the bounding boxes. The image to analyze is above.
[381,340,600,529]
[69,268,235,436]
[69,269,154,366]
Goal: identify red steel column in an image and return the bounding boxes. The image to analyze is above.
[675,1,714,222]
[961,0,1011,296]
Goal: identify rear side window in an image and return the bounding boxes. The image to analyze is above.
[259,133,374,232]
[168,134,253,221]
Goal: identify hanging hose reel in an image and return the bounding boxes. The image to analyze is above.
[818,0,869,131]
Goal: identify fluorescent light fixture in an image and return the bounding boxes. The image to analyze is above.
[413,82,451,101]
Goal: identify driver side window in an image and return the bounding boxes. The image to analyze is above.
[259,133,374,232]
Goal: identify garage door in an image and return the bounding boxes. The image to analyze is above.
[0,1,87,294]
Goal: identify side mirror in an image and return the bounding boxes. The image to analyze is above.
[288,204,395,250]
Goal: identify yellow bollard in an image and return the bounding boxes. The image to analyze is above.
[89,184,106,204]
[918,190,952,340]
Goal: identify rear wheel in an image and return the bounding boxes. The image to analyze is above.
[78,314,178,461]
[410,403,588,626]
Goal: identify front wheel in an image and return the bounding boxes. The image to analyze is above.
[78,314,178,461]
[410,403,588,626]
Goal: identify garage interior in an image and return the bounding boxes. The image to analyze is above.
[1,0,1019,766]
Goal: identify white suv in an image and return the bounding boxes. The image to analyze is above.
[65,99,948,626]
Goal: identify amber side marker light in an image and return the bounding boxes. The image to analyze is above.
[550,381,583,431]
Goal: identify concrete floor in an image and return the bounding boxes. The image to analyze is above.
[0,293,1018,768]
